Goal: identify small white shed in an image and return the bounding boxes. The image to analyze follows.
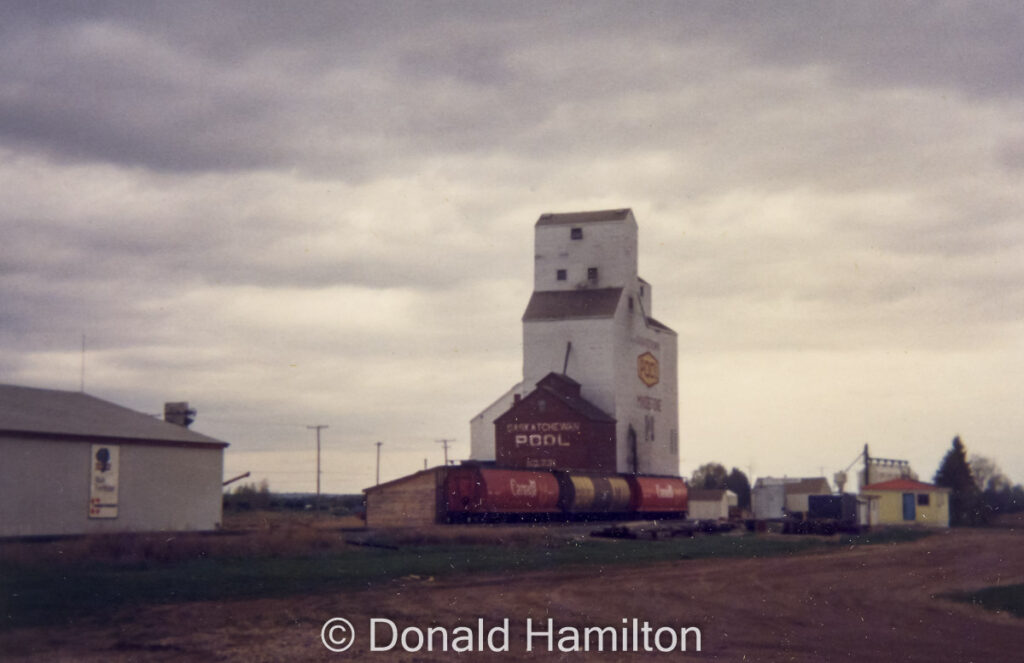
[687,488,735,521]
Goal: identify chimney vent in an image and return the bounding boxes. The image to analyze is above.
[165,401,196,427]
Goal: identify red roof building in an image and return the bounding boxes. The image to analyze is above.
[861,478,950,527]
[862,478,950,492]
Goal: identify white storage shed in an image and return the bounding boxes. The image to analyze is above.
[0,384,228,538]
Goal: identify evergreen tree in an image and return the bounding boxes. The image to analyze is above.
[726,468,752,510]
[934,436,985,526]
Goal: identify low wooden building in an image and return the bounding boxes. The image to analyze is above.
[363,467,447,528]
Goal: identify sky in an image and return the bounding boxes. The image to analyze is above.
[2,1,1022,494]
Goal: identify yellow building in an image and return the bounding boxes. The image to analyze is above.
[860,478,951,528]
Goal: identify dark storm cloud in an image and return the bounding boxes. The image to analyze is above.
[730,1,1024,99]
[2,2,1021,176]
[0,21,325,173]
[2,2,1022,489]
[0,1,565,177]
[0,201,522,294]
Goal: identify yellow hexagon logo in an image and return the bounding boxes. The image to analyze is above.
[637,352,659,388]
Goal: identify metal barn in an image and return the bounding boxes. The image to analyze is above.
[0,384,228,538]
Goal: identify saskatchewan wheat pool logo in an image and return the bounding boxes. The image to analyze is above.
[637,352,659,388]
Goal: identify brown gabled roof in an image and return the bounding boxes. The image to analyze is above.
[784,478,832,496]
[0,384,228,447]
[688,489,727,502]
[536,372,582,397]
[537,379,616,423]
[523,288,623,322]
[363,466,446,494]
[498,372,616,424]
[535,209,632,226]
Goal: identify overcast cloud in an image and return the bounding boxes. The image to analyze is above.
[2,2,1021,492]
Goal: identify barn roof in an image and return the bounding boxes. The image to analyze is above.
[688,489,728,502]
[363,465,446,494]
[0,383,228,447]
[522,288,623,321]
[522,289,676,335]
[862,478,950,492]
[535,208,632,226]
[754,476,831,493]
[535,378,615,423]
[497,372,616,424]
[784,478,831,496]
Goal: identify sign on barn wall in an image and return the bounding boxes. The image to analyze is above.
[496,416,616,472]
[89,444,119,518]
[637,352,659,387]
[494,373,618,473]
[503,421,583,468]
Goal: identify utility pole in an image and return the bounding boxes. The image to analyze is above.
[375,441,383,485]
[307,425,328,513]
[436,438,455,466]
[80,334,86,392]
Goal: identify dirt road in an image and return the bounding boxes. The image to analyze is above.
[3,526,1022,662]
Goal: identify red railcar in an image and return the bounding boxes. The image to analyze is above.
[445,466,561,520]
[442,465,688,521]
[626,475,689,514]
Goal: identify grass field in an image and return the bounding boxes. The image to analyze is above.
[4,520,1023,662]
[1,520,932,632]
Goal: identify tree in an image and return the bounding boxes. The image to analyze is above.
[934,436,985,526]
[968,454,1010,492]
[690,462,729,490]
[968,453,1022,518]
[726,468,752,510]
[1010,485,1024,513]
[224,480,273,511]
